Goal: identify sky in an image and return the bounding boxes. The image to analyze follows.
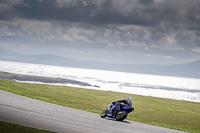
[0,0,200,65]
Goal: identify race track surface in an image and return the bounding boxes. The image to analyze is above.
[0,90,186,133]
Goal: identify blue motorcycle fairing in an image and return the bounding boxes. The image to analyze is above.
[123,106,134,113]
[107,113,115,118]
[107,104,134,118]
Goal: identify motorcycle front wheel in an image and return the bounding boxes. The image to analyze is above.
[116,111,127,121]
[100,109,108,118]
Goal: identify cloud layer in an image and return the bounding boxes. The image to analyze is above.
[0,0,200,64]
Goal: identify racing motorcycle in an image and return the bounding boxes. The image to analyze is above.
[100,98,134,121]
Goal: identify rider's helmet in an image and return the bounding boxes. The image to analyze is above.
[126,97,132,107]
[127,97,132,101]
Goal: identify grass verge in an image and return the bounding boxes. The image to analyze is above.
[0,121,54,133]
[0,79,200,133]
[0,71,91,87]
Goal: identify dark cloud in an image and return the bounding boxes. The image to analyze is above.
[1,0,199,27]
[0,0,200,64]
[138,0,154,5]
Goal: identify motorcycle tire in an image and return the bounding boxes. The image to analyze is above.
[100,109,108,118]
[116,111,128,121]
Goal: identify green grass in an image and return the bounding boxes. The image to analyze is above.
[0,79,200,133]
[0,121,54,133]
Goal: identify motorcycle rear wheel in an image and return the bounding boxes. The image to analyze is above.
[100,109,108,118]
[116,111,127,121]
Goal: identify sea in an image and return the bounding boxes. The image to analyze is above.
[0,61,200,103]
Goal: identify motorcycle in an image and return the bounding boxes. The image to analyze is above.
[100,99,134,121]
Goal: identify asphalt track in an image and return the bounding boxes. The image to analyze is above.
[0,90,186,133]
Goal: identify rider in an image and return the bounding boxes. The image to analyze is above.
[109,97,132,112]
[116,97,132,107]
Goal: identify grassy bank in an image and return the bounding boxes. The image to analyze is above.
[0,71,92,87]
[0,121,54,133]
[0,79,200,133]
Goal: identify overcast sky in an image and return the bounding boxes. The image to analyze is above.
[0,0,200,64]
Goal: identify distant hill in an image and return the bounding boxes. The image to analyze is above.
[0,48,81,67]
[0,48,26,61]
[0,48,200,78]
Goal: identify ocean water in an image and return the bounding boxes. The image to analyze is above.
[0,61,200,103]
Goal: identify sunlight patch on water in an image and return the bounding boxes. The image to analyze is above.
[1,61,200,102]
